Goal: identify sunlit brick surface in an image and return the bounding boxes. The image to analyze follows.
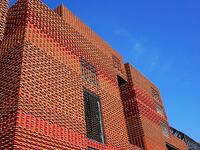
[0,0,8,41]
[119,64,187,150]
[0,0,187,150]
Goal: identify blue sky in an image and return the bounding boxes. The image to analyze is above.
[10,0,200,142]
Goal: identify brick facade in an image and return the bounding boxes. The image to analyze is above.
[0,0,187,150]
[120,64,187,150]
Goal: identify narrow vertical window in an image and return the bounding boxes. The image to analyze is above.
[156,104,164,115]
[81,58,98,85]
[112,55,121,72]
[151,87,160,102]
[83,89,105,143]
[160,122,169,137]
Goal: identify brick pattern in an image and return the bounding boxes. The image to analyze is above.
[0,0,8,41]
[54,5,124,62]
[1,0,139,149]
[0,0,187,150]
[0,1,30,148]
[119,83,144,149]
[81,58,99,86]
[120,63,187,150]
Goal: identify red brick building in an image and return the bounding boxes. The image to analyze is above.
[0,0,187,149]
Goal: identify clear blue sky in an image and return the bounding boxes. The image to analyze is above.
[10,0,200,142]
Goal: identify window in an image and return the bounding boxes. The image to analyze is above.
[112,55,121,72]
[160,122,169,137]
[83,89,105,143]
[88,147,98,150]
[151,87,160,102]
[81,58,98,85]
[166,143,179,150]
[156,104,164,115]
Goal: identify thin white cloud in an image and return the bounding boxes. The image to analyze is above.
[131,42,145,60]
[114,27,145,60]
[148,52,160,72]
[114,28,134,40]
[114,26,171,75]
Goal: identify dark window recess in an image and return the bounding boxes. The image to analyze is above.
[166,143,179,150]
[83,89,105,143]
[112,55,121,72]
[160,121,169,137]
[88,147,98,150]
[151,87,160,102]
[81,58,98,85]
[156,104,164,115]
[117,75,127,86]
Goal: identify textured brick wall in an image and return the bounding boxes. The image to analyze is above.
[119,83,144,149]
[0,0,187,150]
[54,5,124,63]
[0,0,8,41]
[120,63,187,150]
[0,0,26,148]
[1,0,139,149]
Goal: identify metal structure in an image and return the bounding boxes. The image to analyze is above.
[170,127,200,150]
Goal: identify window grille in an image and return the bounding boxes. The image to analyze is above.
[112,55,121,72]
[151,87,160,102]
[160,121,169,137]
[81,58,98,85]
[83,89,105,143]
[156,104,164,115]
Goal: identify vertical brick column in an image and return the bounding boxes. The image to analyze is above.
[0,0,8,41]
